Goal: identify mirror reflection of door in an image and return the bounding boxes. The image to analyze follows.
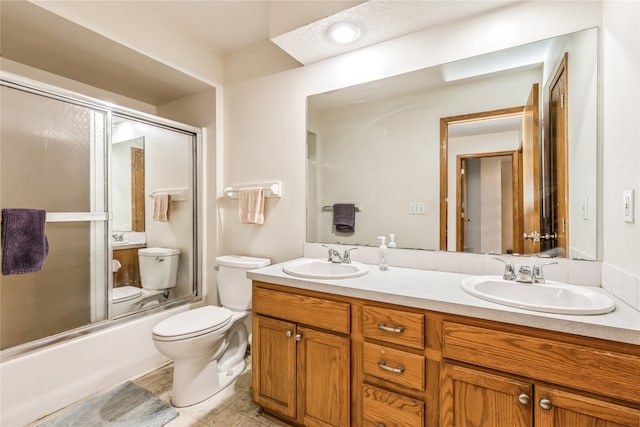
[457,152,519,254]
[543,54,569,257]
[521,83,541,254]
[131,147,145,232]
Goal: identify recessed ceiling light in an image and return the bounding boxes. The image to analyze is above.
[327,22,361,45]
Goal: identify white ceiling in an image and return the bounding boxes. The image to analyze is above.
[0,0,521,105]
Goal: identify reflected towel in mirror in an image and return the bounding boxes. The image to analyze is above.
[1,208,49,275]
[152,193,171,222]
[333,203,356,233]
[239,187,265,224]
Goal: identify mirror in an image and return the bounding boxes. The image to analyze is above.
[113,136,145,232]
[307,28,597,259]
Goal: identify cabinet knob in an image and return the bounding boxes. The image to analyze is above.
[377,424,385,427]
[285,330,293,337]
[518,393,530,405]
[295,333,302,342]
[539,398,553,410]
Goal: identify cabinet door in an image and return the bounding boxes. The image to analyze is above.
[535,385,640,427]
[440,363,533,427]
[298,326,350,427]
[252,315,297,419]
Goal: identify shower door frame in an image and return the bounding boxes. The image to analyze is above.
[0,72,203,361]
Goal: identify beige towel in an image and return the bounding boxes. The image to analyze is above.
[239,187,265,224]
[152,193,171,222]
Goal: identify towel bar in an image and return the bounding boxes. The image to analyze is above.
[322,205,362,212]
[148,188,188,201]
[224,181,282,199]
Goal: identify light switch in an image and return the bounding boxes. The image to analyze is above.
[623,190,634,223]
[408,202,425,215]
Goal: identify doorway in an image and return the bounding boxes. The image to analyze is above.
[456,151,520,254]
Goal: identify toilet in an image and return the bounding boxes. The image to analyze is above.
[112,247,180,317]
[151,255,271,407]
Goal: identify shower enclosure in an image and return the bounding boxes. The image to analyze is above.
[0,75,200,355]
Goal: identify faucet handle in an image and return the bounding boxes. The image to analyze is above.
[343,248,358,264]
[493,257,516,280]
[532,261,558,283]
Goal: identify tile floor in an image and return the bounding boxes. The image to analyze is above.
[134,358,293,427]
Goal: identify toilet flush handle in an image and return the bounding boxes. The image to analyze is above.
[154,257,165,263]
[213,265,220,271]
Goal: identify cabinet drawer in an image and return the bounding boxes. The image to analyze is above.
[363,342,425,391]
[362,384,424,427]
[442,321,640,405]
[362,305,424,349]
[253,286,350,334]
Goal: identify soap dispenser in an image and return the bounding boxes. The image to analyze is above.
[377,236,389,271]
[388,234,397,248]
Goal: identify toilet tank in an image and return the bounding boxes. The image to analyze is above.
[139,248,180,290]
[216,255,271,310]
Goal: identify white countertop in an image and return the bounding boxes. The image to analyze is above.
[248,258,640,346]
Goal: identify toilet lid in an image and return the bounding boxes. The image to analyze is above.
[152,306,233,341]
[113,286,143,303]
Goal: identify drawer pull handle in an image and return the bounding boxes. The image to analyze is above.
[378,323,404,333]
[377,424,385,427]
[378,360,404,374]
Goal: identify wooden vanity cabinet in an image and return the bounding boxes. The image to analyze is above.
[252,280,640,427]
[252,283,351,427]
[360,305,426,427]
[440,321,640,427]
[112,247,142,287]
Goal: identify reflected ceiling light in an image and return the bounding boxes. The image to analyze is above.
[327,22,361,44]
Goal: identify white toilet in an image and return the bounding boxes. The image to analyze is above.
[113,247,180,317]
[151,255,271,407]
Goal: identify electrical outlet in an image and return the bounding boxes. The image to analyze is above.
[623,190,634,223]
[409,202,425,215]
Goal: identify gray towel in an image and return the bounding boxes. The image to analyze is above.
[1,208,49,275]
[333,203,356,233]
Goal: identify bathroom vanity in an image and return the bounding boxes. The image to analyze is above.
[249,261,640,427]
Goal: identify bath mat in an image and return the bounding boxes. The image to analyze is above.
[34,381,178,427]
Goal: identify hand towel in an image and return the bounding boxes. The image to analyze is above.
[1,208,49,275]
[239,187,265,224]
[152,193,171,222]
[333,203,356,233]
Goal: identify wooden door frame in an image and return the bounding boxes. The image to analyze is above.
[455,150,521,253]
[440,107,524,251]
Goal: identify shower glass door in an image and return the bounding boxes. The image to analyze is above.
[0,83,109,350]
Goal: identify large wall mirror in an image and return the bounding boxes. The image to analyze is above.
[307,28,597,260]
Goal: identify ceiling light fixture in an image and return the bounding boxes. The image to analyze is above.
[327,22,361,45]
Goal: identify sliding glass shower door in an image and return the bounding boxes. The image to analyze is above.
[0,83,109,350]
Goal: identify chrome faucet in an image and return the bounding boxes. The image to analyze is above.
[516,265,534,283]
[494,257,516,281]
[321,245,343,263]
[532,261,558,283]
[342,248,358,264]
[112,232,124,242]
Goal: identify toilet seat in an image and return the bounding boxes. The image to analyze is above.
[113,286,143,303]
[152,306,233,342]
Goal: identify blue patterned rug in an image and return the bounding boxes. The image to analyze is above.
[34,381,178,427]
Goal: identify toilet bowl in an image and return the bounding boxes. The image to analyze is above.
[151,255,271,407]
[112,247,180,317]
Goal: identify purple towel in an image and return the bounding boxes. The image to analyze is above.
[1,209,49,275]
[333,203,356,233]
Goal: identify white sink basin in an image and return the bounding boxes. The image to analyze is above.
[461,276,616,315]
[283,259,369,279]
